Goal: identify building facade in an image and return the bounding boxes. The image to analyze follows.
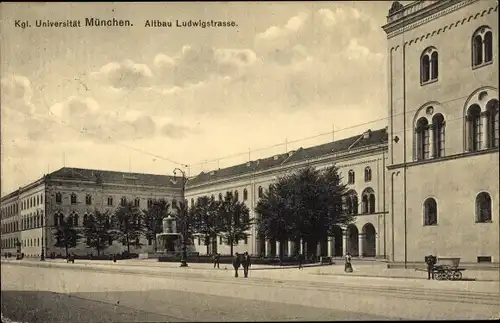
[1,168,181,258]
[185,128,389,259]
[383,0,499,265]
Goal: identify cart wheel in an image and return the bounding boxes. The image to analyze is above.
[453,271,462,280]
[435,272,442,280]
[445,271,453,280]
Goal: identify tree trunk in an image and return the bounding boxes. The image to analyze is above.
[65,243,69,258]
[126,234,130,254]
[206,237,210,255]
[230,236,234,256]
[154,237,157,253]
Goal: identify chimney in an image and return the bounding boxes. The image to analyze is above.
[273,155,279,160]
[363,129,372,139]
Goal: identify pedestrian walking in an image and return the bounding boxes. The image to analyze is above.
[232,252,241,277]
[298,253,304,269]
[344,252,353,273]
[242,252,251,278]
[213,253,220,269]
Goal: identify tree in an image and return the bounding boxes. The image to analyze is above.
[191,196,220,254]
[255,177,296,259]
[142,199,170,252]
[255,165,353,259]
[53,215,82,257]
[218,192,253,256]
[113,201,143,254]
[83,211,114,256]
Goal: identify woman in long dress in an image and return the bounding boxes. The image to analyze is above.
[345,252,353,273]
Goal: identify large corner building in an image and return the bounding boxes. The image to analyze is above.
[1,0,498,266]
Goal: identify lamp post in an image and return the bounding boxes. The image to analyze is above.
[172,167,188,267]
[40,209,45,261]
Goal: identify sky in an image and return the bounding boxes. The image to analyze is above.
[0,1,402,195]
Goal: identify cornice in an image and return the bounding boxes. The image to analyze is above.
[187,144,388,191]
[384,0,477,38]
[387,147,499,170]
[389,2,498,50]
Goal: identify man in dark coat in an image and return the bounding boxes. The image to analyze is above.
[232,253,241,277]
[298,253,305,270]
[242,252,251,278]
[213,253,220,269]
[425,255,437,280]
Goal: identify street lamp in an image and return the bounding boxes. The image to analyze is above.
[39,209,45,261]
[172,167,188,267]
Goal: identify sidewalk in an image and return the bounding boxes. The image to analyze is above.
[310,261,500,282]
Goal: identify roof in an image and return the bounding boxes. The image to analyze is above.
[187,128,388,187]
[46,167,181,188]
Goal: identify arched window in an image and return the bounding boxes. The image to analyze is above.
[431,51,438,80]
[432,113,446,158]
[361,188,375,214]
[486,99,499,148]
[476,192,492,223]
[258,186,263,198]
[70,193,77,205]
[36,195,40,206]
[421,47,438,84]
[107,196,113,206]
[191,198,195,207]
[120,196,127,206]
[423,198,438,225]
[243,189,248,201]
[74,214,79,226]
[134,198,140,207]
[55,192,62,204]
[53,214,58,226]
[83,214,88,225]
[234,190,239,201]
[59,214,64,225]
[218,193,223,201]
[472,26,493,67]
[347,192,358,215]
[268,184,274,194]
[364,167,372,182]
[466,105,482,152]
[348,170,355,184]
[85,194,92,205]
[416,118,430,160]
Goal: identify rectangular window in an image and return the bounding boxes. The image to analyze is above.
[197,237,201,246]
[148,238,152,246]
[244,236,248,244]
[219,236,222,245]
[477,256,492,263]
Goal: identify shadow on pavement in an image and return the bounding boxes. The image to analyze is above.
[1,289,397,322]
[0,290,184,323]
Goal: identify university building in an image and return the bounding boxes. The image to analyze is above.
[1,168,181,258]
[1,0,498,265]
[383,0,498,265]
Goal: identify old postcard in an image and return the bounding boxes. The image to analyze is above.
[1,1,498,322]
